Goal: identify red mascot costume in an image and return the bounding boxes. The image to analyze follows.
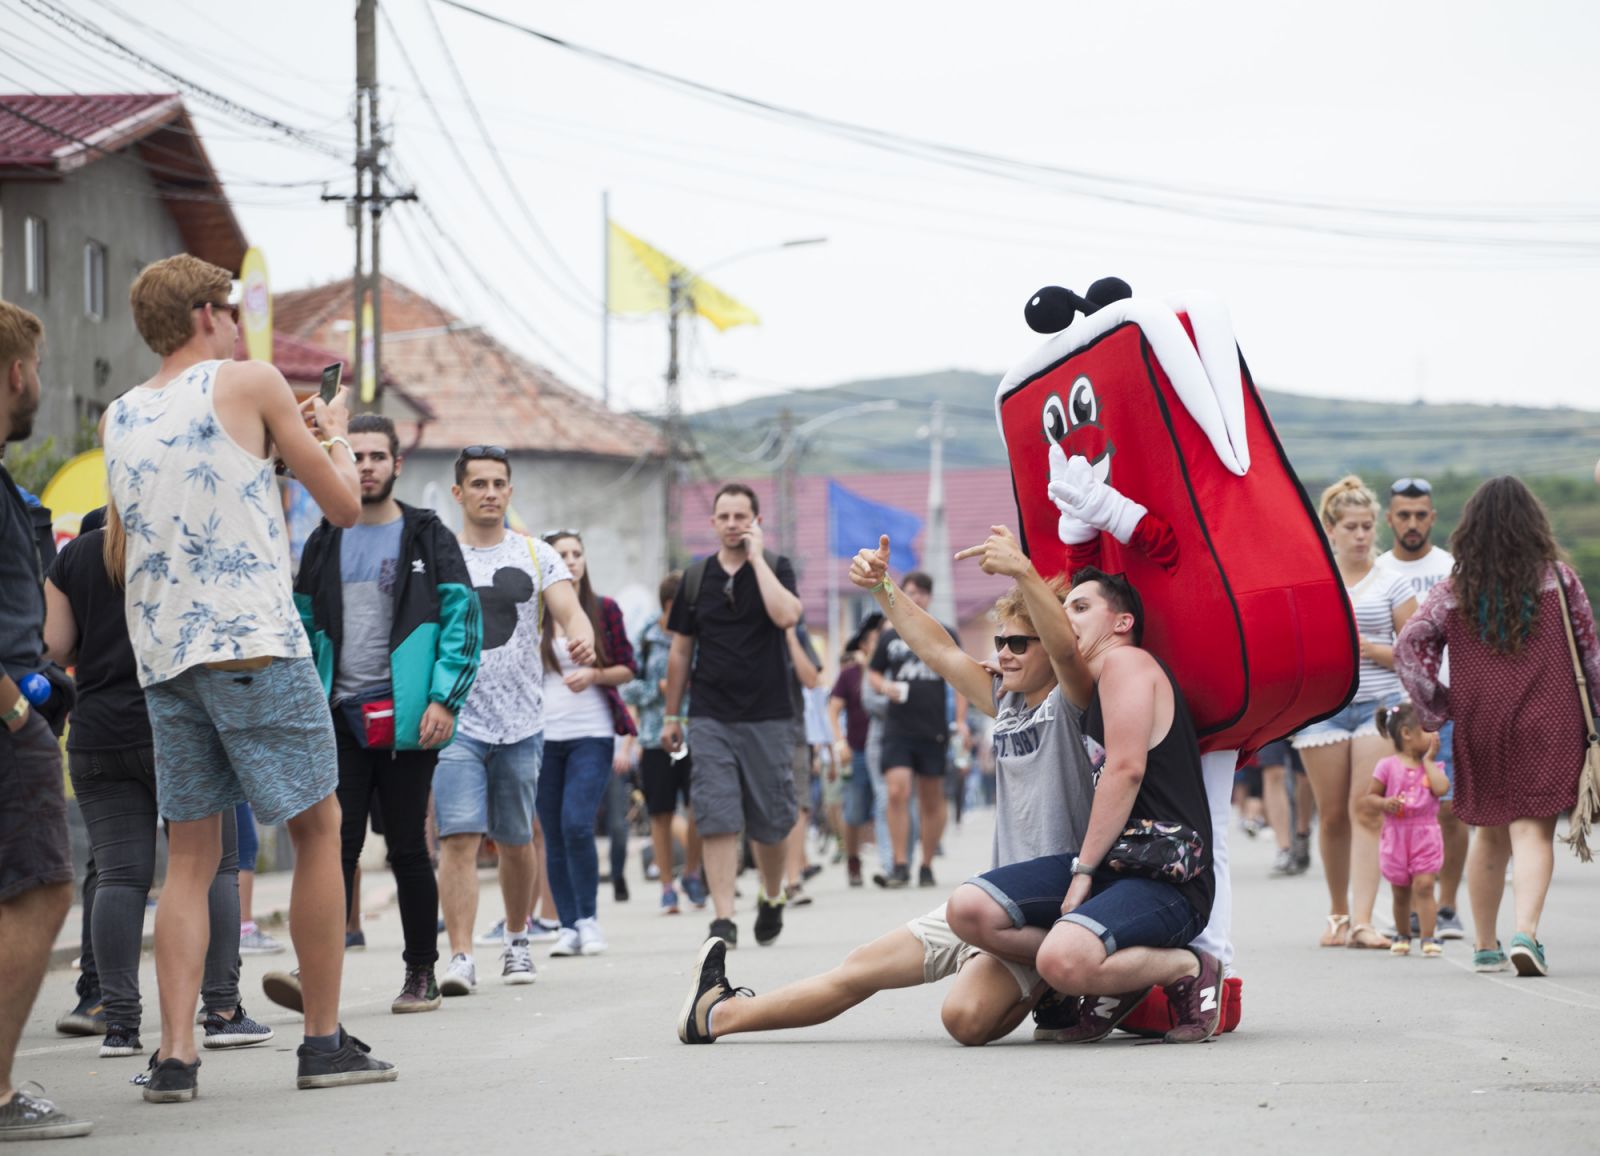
[994,277,1358,1033]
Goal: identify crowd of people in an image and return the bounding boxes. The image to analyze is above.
[2,254,1597,1140]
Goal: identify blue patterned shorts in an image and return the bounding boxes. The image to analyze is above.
[146,657,338,826]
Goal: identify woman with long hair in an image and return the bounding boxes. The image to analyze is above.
[42,506,271,1061]
[1396,476,1600,976]
[1294,477,1418,949]
[535,532,637,957]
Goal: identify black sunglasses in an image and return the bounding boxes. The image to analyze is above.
[1391,477,1432,497]
[194,300,239,324]
[722,573,737,610]
[994,634,1040,656]
[457,444,509,464]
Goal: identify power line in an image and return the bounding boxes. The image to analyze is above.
[432,0,1600,252]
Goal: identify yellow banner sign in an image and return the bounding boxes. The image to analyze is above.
[240,246,272,362]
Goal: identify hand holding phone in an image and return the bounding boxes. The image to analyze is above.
[320,363,343,405]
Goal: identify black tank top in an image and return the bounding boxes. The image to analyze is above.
[1084,656,1215,923]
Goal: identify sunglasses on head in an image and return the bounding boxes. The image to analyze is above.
[994,634,1039,656]
[542,528,581,543]
[1391,477,1432,497]
[457,444,509,464]
[193,299,239,324]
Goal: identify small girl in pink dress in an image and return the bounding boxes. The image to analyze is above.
[1364,702,1451,957]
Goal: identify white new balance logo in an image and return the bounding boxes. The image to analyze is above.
[1092,997,1122,1018]
[1198,986,1218,1013]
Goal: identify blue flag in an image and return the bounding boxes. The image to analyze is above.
[828,480,922,571]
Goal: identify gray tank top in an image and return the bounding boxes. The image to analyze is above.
[988,677,1096,867]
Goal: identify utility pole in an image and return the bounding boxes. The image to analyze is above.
[923,400,957,625]
[328,0,416,413]
[663,271,684,566]
[776,408,797,572]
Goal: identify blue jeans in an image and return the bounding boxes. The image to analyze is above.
[536,736,615,927]
[842,751,875,828]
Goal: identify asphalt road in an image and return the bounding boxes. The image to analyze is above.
[16,809,1600,1154]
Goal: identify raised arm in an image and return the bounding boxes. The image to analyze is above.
[243,364,360,528]
[849,535,994,715]
[744,521,802,629]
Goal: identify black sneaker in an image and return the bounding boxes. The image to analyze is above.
[1044,989,1149,1043]
[295,1027,398,1090]
[677,937,752,1044]
[0,1087,93,1140]
[99,1024,143,1058]
[886,864,911,889]
[918,865,937,888]
[1291,832,1311,873]
[1030,990,1081,1040]
[202,1003,275,1048]
[709,917,738,949]
[391,966,442,1014]
[55,991,107,1037]
[142,1055,200,1103]
[345,929,366,951]
[614,876,630,903]
[753,894,785,947]
[262,969,304,1014]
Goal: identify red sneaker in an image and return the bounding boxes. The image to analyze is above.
[1162,949,1223,1044]
[1118,974,1244,1036]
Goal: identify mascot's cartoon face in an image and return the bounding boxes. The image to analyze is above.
[993,281,1358,754]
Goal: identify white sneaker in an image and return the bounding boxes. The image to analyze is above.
[549,928,582,957]
[502,939,537,985]
[576,917,607,956]
[439,952,477,996]
[526,919,562,944]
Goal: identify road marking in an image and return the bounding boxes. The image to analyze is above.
[1441,953,1600,1011]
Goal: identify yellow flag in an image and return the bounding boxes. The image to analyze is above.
[607,221,759,332]
[240,247,272,363]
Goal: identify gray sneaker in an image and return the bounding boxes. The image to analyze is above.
[1436,906,1466,940]
[0,1087,93,1139]
[239,926,286,955]
[501,940,537,985]
[1270,848,1296,876]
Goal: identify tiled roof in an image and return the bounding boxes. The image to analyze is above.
[679,467,1019,629]
[0,93,247,273]
[230,329,435,420]
[273,276,664,458]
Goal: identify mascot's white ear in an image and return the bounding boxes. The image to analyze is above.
[1168,292,1250,474]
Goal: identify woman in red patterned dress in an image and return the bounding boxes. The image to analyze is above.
[1395,477,1600,978]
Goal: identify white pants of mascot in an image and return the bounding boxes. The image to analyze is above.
[1194,751,1236,974]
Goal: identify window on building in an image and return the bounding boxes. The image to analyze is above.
[84,240,106,321]
[24,215,47,296]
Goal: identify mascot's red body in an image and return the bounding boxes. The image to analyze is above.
[995,284,1358,1033]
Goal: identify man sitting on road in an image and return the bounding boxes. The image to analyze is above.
[946,568,1223,1045]
[678,526,1095,1046]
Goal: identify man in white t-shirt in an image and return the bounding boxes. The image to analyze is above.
[434,447,596,994]
[1377,476,1466,939]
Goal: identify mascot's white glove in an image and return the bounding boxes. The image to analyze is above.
[1047,446,1148,546]
[1047,444,1098,545]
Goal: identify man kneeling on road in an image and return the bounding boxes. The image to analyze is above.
[946,568,1223,1045]
[678,526,1096,1045]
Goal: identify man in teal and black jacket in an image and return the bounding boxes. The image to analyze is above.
[291,415,480,1015]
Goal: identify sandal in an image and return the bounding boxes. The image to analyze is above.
[1320,914,1351,947]
[1421,939,1443,958]
[1347,924,1393,950]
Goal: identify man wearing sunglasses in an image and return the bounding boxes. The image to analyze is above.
[1377,476,1467,941]
[678,524,1097,1046]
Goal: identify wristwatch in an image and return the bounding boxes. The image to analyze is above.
[2,693,29,727]
[1070,857,1097,878]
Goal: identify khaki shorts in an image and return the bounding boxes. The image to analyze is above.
[906,903,1038,1001]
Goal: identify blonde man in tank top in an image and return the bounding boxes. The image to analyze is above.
[102,255,394,1102]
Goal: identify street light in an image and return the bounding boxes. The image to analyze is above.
[663,235,830,566]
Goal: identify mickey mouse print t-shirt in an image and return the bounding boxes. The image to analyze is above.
[455,532,572,745]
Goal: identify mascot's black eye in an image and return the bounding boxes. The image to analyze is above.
[1068,377,1098,427]
[1042,395,1068,445]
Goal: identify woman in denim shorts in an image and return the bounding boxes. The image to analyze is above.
[1295,477,1417,950]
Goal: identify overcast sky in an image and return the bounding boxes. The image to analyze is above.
[7,0,1599,425]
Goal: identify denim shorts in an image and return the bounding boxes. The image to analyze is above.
[145,657,338,826]
[1436,720,1456,803]
[968,853,1205,956]
[842,750,875,827]
[434,730,543,845]
[1291,688,1405,750]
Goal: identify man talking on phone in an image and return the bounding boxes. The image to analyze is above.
[661,483,803,949]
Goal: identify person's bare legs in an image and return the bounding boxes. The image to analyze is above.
[885,766,913,871]
[939,957,1039,1047]
[751,838,786,902]
[1438,802,1470,911]
[238,868,256,926]
[1467,823,1511,951]
[495,841,536,934]
[711,927,926,1036]
[155,814,223,1063]
[438,832,483,957]
[1299,741,1353,929]
[284,794,346,1038]
[1508,815,1559,941]
[683,815,702,878]
[0,881,72,1104]
[945,883,1049,968]
[1412,872,1439,939]
[702,833,741,920]
[1390,880,1413,945]
[784,813,808,889]
[916,775,947,876]
[1262,764,1292,853]
[1295,773,1316,842]
[531,821,555,924]
[1035,923,1199,995]
[346,865,362,934]
[650,813,676,891]
[1347,733,1392,933]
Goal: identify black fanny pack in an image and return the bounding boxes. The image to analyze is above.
[1106,820,1206,884]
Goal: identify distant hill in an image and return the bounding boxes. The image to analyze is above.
[686,369,1600,482]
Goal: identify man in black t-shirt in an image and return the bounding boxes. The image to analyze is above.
[947,567,1224,1046]
[869,571,968,889]
[663,484,804,949]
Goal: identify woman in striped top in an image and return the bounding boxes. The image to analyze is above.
[1294,476,1418,949]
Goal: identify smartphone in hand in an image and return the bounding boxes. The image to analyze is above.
[320,362,343,405]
